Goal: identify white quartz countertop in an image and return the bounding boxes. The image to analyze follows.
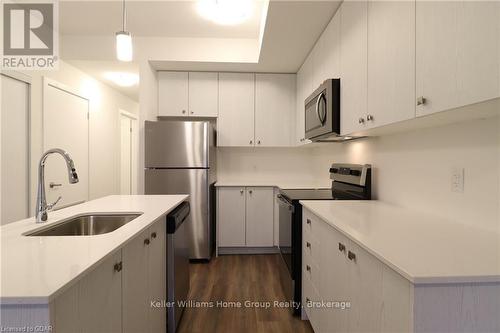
[215,180,330,190]
[0,195,188,304]
[300,200,500,284]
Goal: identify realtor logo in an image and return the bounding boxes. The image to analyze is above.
[1,0,58,69]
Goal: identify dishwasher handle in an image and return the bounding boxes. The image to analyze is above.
[166,201,190,234]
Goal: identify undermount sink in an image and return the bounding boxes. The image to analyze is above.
[25,213,142,236]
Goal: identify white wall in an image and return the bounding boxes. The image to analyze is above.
[23,60,139,215]
[217,116,499,232]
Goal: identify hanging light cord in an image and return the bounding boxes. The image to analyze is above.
[122,0,126,32]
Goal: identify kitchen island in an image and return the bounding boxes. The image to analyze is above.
[0,195,188,332]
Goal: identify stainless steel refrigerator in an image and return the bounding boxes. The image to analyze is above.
[145,121,216,260]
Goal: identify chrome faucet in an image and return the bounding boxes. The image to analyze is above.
[36,148,79,223]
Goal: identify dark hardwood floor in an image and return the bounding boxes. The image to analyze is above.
[177,254,313,333]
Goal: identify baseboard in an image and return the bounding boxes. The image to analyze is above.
[217,246,279,255]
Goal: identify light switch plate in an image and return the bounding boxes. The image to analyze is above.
[451,167,464,193]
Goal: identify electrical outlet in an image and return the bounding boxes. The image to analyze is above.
[451,167,464,193]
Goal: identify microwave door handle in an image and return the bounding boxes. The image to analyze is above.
[316,92,326,125]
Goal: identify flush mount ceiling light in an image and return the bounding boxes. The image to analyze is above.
[197,0,253,25]
[116,0,133,61]
[104,72,139,87]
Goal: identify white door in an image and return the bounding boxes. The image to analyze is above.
[218,73,255,147]
[416,1,500,116]
[43,80,89,209]
[245,187,274,247]
[255,74,295,147]
[217,187,246,247]
[188,72,218,117]
[158,71,189,117]
[120,112,137,195]
[340,0,368,135]
[0,74,29,225]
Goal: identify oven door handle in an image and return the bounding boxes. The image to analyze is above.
[315,91,326,126]
[277,194,294,212]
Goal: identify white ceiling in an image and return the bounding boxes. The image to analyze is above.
[61,1,341,101]
[69,60,139,100]
[60,0,264,38]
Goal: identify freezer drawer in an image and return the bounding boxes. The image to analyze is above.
[145,169,213,259]
[145,121,212,168]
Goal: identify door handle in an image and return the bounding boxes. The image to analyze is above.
[348,250,356,261]
[49,182,62,188]
[315,92,326,125]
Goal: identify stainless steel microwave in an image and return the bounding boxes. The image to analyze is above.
[304,78,340,141]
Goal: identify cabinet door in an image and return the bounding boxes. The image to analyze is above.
[295,64,311,146]
[78,251,122,333]
[218,187,246,247]
[320,225,349,333]
[416,1,500,116]
[340,0,368,135]
[367,0,415,128]
[255,74,296,147]
[123,228,150,333]
[347,240,383,333]
[218,73,255,147]
[148,219,166,333]
[158,71,189,117]
[323,9,341,80]
[188,72,218,117]
[245,187,274,247]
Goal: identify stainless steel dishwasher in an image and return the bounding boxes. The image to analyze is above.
[166,201,190,333]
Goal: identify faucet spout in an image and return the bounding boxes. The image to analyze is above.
[36,148,79,223]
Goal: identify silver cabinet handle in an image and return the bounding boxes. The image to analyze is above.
[249,140,253,145]
[144,238,150,245]
[151,232,157,239]
[182,110,186,114]
[248,190,253,194]
[113,261,122,272]
[348,250,356,261]
[306,219,311,225]
[49,182,62,188]
[338,243,346,252]
[306,242,311,248]
[417,97,426,106]
[257,140,261,145]
[366,114,374,121]
[358,117,365,124]
[306,265,311,272]
[240,189,244,194]
[190,111,194,114]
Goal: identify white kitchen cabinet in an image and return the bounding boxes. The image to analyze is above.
[148,218,166,333]
[123,218,166,333]
[367,0,416,129]
[340,0,368,135]
[218,73,255,147]
[255,74,296,147]
[158,71,189,117]
[158,71,218,117]
[54,251,122,333]
[416,1,500,117]
[122,227,150,333]
[245,187,274,247]
[218,187,246,247]
[188,72,218,117]
[323,9,341,81]
[296,57,314,145]
[303,209,411,333]
[218,186,274,249]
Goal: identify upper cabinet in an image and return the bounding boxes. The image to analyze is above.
[255,74,296,147]
[416,1,500,116]
[367,0,416,128]
[188,72,218,117]
[158,71,189,117]
[158,71,218,117]
[340,0,368,135]
[218,72,255,147]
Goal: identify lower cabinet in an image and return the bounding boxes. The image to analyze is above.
[53,218,167,333]
[218,186,274,249]
[302,209,412,333]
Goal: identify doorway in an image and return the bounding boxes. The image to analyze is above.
[120,110,138,195]
[1,73,30,225]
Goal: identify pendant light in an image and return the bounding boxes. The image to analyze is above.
[116,0,132,62]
